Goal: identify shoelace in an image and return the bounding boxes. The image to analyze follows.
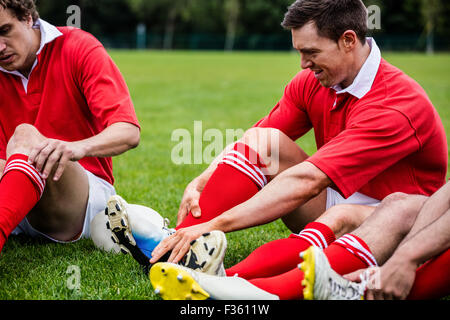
[328,272,367,300]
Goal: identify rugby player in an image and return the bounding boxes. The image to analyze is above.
[104,0,447,274]
[149,184,449,300]
[0,0,140,252]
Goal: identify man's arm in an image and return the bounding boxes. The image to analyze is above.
[28,122,140,181]
[209,161,330,232]
[391,207,450,273]
[73,122,140,158]
[150,161,331,263]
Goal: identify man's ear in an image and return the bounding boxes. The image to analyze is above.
[340,30,358,52]
[25,14,34,28]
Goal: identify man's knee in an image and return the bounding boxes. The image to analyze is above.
[241,127,282,155]
[379,192,427,233]
[380,193,427,213]
[241,127,307,175]
[6,124,43,157]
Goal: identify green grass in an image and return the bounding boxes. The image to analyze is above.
[0,51,449,300]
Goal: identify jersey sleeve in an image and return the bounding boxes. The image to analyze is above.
[307,106,420,199]
[253,70,312,141]
[69,30,140,130]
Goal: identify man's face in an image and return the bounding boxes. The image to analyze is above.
[292,22,351,88]
[0,8,37,73]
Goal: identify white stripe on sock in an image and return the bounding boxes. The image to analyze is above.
[340,235,377,266]
[221,160,264,189]
[300,229,328,249]
[227,151,267,185]
[4,160,46,195]
[5,165,45,195]
[222,153,266,186]
[298,232,323,249]
[335,235,378,267]
[221,155,265,186]
[221,157,266,189]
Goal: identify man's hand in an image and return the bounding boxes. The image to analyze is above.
[28,139,86,181]
[176,178,205,226]
[344,258,417,300]
[150,222,213,264]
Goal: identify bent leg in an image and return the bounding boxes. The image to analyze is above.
[6,124,90,242]
[248,236,374,300]
[233,194,427,300]
[316,204,375,239]
[178,128,318,229]
[0,154,42,251]
[226,204,373,280]
[402,182,450,245]
[351,193,427,265]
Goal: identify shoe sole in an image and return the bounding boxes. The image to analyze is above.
[150,263,210,300]
[184,231,227,276]
[106,195,151,268]
[299,246,316,300]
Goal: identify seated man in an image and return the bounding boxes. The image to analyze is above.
[0,0,140,252]
[302,181,450,300]
[96,0,447,271]
[148,182,450,300]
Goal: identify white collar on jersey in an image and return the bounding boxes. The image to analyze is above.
[35,19,63,55]
[0,19,63,91]
[332,37,382,99]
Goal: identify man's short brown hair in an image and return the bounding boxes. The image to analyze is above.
[0,0,39,23]
[282,0,368,44]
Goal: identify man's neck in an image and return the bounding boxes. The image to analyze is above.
[340,42,371,89]
[19,27,41,79]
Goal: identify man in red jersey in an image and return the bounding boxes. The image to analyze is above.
[0,0,140,252]
[145,0,447,266]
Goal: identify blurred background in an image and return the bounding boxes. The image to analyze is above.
[35,0,450,52]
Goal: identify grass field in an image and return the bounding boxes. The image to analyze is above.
[0,51,449,300]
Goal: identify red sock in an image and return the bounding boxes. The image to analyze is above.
[0,154,45,252]
[248,234,375,300]
[407,249,450,300]
[177,143,267,229]
[226,222,336,279]
[331,234,378,270]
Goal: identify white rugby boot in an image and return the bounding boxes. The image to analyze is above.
[92,195,228,276]
[181,231,227,277]
[299,246,367,300]
[150,262,280,300]
[90,210,121,254]
[92,195,175,273]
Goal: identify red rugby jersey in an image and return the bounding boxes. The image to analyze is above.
[255,59,447,200]
[0,25,140,185]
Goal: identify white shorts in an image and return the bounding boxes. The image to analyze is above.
[11,170,116,243]
[326,187,380,210]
